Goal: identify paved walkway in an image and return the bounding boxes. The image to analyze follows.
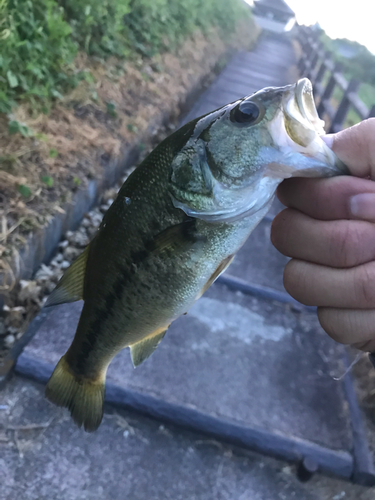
[2,33,375,499]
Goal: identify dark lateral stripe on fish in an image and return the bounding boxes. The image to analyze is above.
[73,241,168,373]
[74,218,200,373]
[74,264,140,373]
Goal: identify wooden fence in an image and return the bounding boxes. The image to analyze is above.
[295,26,375,133]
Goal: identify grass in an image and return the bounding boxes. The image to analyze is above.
[0,0,252,115]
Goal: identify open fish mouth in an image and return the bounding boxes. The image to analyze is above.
[279,78,349,175]
[295,78,325,135]
[283,78,326,147]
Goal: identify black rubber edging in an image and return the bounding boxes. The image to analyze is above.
[15,353,354,482]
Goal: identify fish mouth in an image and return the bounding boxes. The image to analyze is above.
[281,78,348,174]
[284,78,325,146]
[295,78,325,136]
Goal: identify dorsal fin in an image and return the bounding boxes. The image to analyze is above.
[44,246,89,307]
[130,326,169,367]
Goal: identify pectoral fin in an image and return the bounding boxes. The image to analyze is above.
[130,326,169,367]
[44,246,89,307]
[151,219,206,255]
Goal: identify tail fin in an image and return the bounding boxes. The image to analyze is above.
[45,355,105,432]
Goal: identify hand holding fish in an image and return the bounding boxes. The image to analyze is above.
[271,118,375,352]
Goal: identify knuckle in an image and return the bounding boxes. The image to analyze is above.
[330,223,362,267]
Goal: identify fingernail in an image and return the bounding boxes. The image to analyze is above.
[349,193,375,221]
[321,135,334,149]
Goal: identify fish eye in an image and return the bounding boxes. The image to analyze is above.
[230,101,261,125]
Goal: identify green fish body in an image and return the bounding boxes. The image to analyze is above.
[45,79,347,431]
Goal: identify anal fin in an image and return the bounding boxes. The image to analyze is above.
[130,326,169,367]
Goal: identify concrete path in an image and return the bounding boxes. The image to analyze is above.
[2,33,375,498]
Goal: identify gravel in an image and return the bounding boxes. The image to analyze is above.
[0,168,134,357]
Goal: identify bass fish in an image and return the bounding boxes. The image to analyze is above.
[45,78,347,431]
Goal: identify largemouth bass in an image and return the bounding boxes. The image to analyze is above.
[45,78,347,431]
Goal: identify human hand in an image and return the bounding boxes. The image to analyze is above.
[271,118,375,352]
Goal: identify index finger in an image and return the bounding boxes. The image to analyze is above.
[326,118,375,179]
[277,176,375,221]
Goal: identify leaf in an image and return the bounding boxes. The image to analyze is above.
[49,149,58,158]
[51,89,63,100]
[73,176,81,186]
[8,120,33,137]
[83,71,95,84]
[7,70,18,88]
[41,175,54,188]
[106,101,117,118]
[127,124,138,133]
[18,185,32,198]
[8,120,21,135]
[19,124,33,137]
[35,133,48,142]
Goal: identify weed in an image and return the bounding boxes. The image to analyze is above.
[41,175,54,187]
[8,120,33,137]
[106,101,117,118]
[0,0,250,114]
[48,149,58,158]
[126,124,138,133]
[18,185,32,197]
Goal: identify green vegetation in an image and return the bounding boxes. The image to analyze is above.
[41,175,54,187]
[0,0,251,113]
[320,31,375,109]
[358,83,375,110]
[0,0,77,113]
[17,184,32,197]
[318,30,375,126]
[320,32,375,85]
[8,119,33,136]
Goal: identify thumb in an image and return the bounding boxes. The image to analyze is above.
[323,118,375,179]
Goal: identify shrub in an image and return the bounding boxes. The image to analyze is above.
[0,0,250,111]
[0,0,77,112]
[57,0,131,56]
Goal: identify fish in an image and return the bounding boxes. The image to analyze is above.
[44,78,348,432]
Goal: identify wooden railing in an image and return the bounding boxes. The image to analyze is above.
[295,26,375,133]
